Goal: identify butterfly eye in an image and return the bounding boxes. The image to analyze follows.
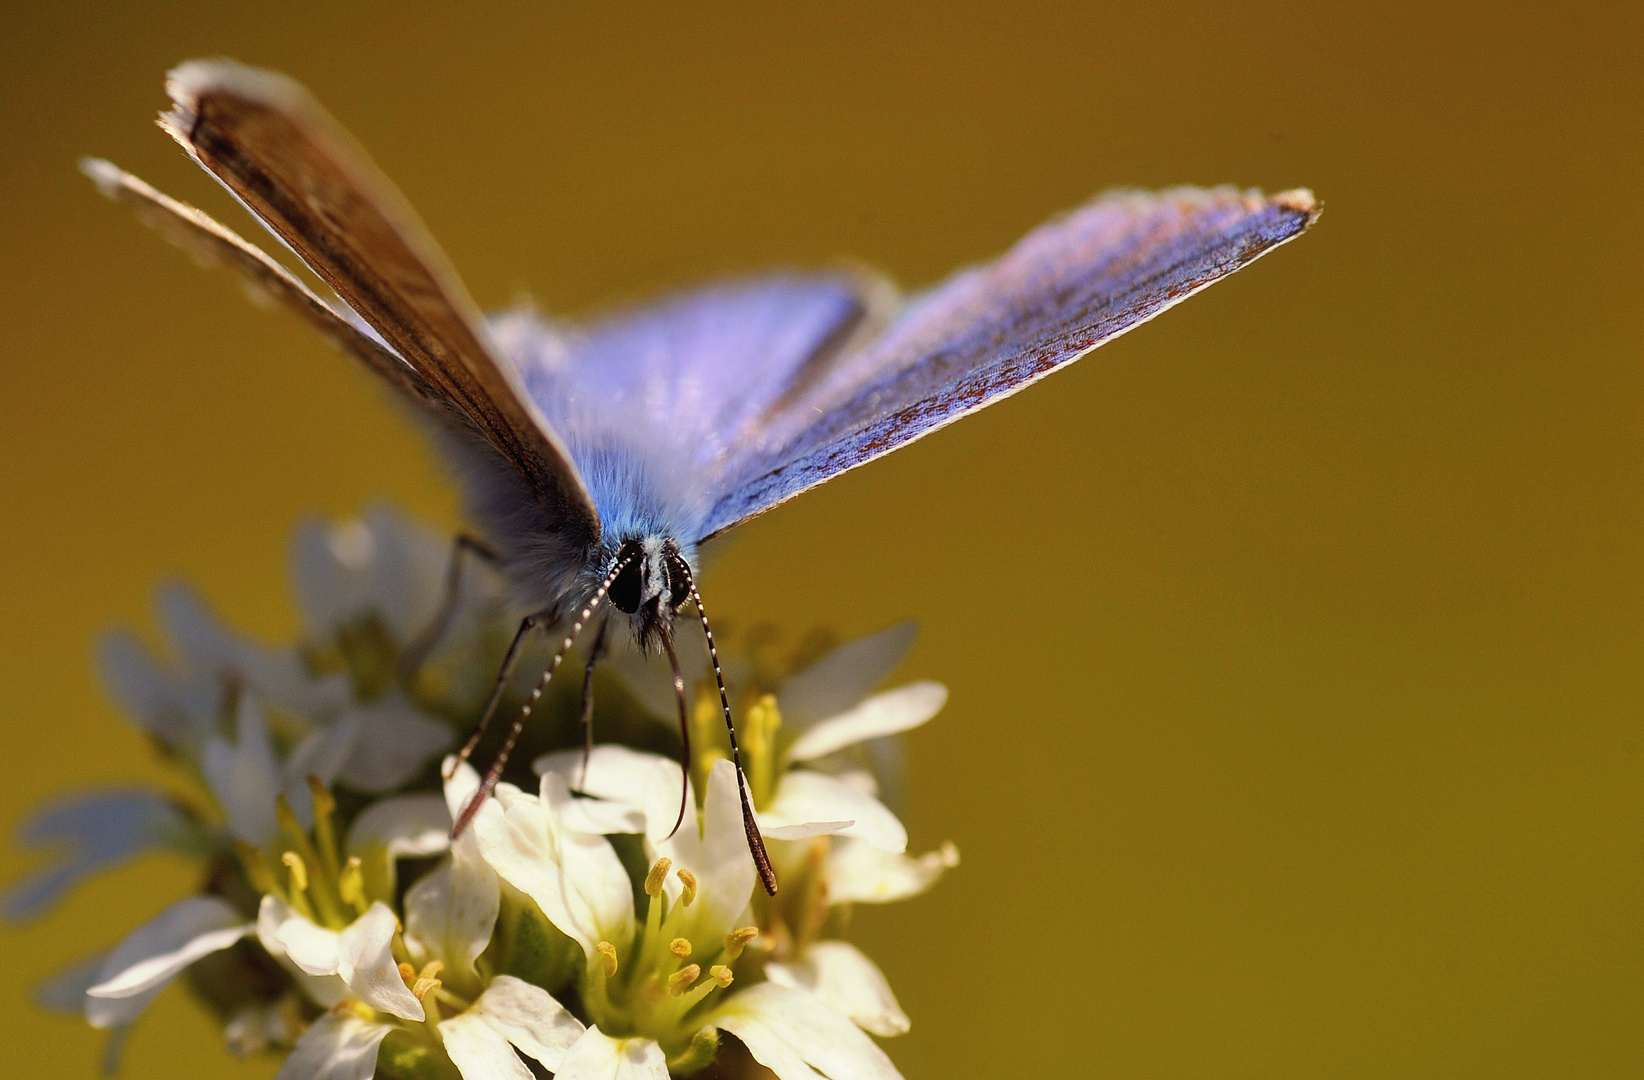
[609,550,643,614]
[666,553,692,611]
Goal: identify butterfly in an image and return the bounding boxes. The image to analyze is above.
[86,60,1318,893]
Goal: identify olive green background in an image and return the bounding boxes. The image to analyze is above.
[1,2,1638,1077]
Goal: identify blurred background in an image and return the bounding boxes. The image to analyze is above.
[1,2,1639,1077]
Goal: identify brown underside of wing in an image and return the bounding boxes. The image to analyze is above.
[159,61,597,540]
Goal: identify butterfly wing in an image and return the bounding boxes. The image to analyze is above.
[159,60,599,542]
[81,158,450,414]
[491,273,891,498]
[698,186,1319,541]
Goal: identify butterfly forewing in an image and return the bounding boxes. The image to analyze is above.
[160,60,600,543]
[697,187,1319,540]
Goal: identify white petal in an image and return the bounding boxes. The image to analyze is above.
[290,516,372,637]
[535,745,673,830]
[338,694,454,793]
[282,717,362,824]
[95,629,211,749]
[785,683,945,763]
[273,1011,393,1080]
[202,695,282,845]
[160,581,349,719]
[472,975,585,1069]
[257,896,351,1008]
[825,839,959,904]
[440,1011,532,1080]
[346,793,451,860]
[273,911,342,977]
[762,771,906,853]
[3,788,191,921]
[361,504,449,642]
[85,896,251,1028]
[713,982,901,1080]
[338,902,424,1021]
[443,756,483,820]
[760,820,855,842]
[472,775,634,959]
[653,759,755,940]
[404,829,498,986]
[766,941,910,1036]
[777,621,917,728]
[556,1027,669,1080]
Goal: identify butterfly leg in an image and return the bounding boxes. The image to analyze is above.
[576,620,609,791]
[401,533,501,684]
[659,627,693,842]
[451,551,638,838]
[445,608,549,779]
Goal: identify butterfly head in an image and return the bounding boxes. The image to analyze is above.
[605,535,693,650]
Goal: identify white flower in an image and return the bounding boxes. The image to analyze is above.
[96,509,470,804]
[274,1012,395,1080]
[205,694,356,846]
[2,789,194,921]
[410,761,586,1080]
[81,895,255,1029]
[258,898,425,1020]
[824,835,961,905]
[474,756,903,1079]
[764,940,909,1036]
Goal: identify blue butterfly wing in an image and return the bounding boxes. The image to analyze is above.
[491,274,886,539]
[698,186,1319,541]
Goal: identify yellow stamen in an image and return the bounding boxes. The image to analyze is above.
[645,857,672,898]
[669,937,692,958]
[338,856,367,912]
[709,964,734,988]
[722,926,758,960]
[417,960,444,982]
[676,868,698,907]
[398,962,416,983]
[307,775,340,876]
[744,694,782,808]
[411,976,442,1000]
[668,964,701,995]
[596,940,619,977]
[281,851,309,893]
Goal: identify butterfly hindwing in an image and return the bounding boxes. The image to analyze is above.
[81,158,448,414]
[159,60,600,543]
[697,186,1319,540]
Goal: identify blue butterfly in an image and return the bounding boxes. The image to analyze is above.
[86,61,1318,891]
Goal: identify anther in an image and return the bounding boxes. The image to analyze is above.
[645,858,672,898]
[339,856,366,910]
[709,965,734,988]
[676,868,698,907]
[669,937,692,958]
[281,851,308,893]
[596,940,619,977]
[667,964,701,995]
[398,962,416,983]
[722,926,758,960]
[411,975,442,1000]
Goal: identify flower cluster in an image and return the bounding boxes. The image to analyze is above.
[8,507,956,1079]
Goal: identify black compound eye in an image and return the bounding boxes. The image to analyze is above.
[666,553,692,611]
[608,553,643,614]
